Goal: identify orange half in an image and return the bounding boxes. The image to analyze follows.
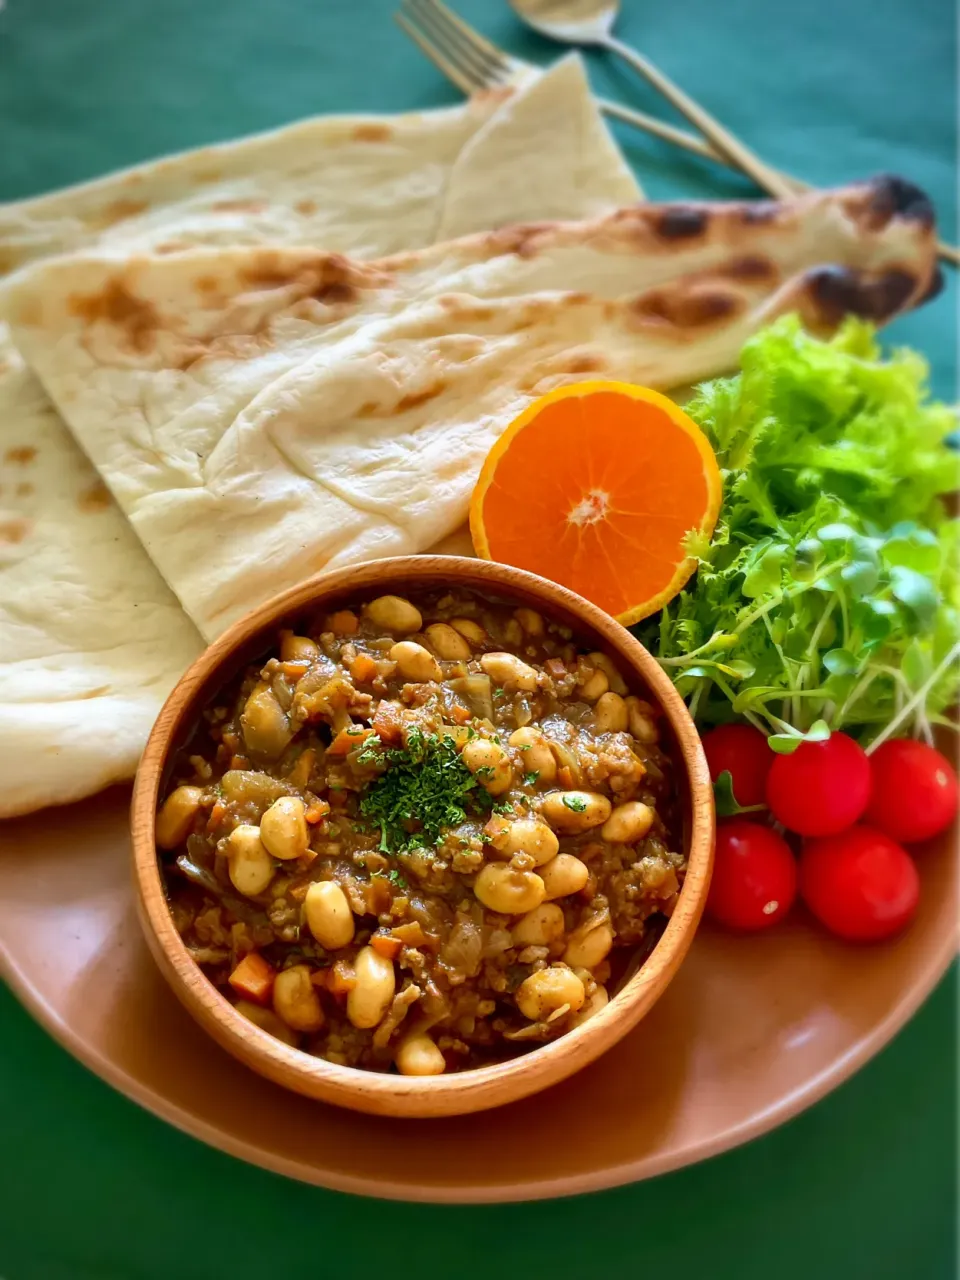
[470,380,722,625]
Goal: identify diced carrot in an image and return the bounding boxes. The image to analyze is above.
[304,799,331,824]
[370,932,403,960]
[327,726,376,756]
[207,800,227,828]
[229,754,250,771]
[545,658,567,679]
[450,703,472,725]
[371,700,404,745]
[327,610,359,636]
[557,765,575,788]
[327,959,357,998]
[350,653,379,684]
[279,659,311,681]
[228,952,276,1005]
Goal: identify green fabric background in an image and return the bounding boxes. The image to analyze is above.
[0,0,955,1276]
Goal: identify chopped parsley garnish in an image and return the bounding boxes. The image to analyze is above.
[562,794,587,812]
[523,770,540,787]
[359,727,498,853]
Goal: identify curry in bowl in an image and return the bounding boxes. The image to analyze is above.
[157,587,684,1077]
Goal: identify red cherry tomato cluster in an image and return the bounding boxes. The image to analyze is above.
[700,726,957,942]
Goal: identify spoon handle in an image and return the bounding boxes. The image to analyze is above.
[602,34,796,200]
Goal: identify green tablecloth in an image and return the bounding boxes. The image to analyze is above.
[0,1,955,1275]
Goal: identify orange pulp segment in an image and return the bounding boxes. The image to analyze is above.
[469,380,722,625]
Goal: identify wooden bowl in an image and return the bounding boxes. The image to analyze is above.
[131,556,714,1118]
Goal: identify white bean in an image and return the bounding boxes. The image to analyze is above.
[601,801,655,844]
[235,999,299,1047]
[259,795,309,861]
[461,737,513,795]
[540,790,611,834]
[587,652,628,695]
[480,651,538,692]
[593,691,628,733]
[508,726,557,785]
[347,946,396,1029]
[490,817,559,866]
[449,617,487,645]
[396,1032,446,1076]
[540,854,590,900]
[365,595,422,633]
[280,632,320,663]
[303,881,355,950]
[512,902,565,947]
[156,785,204,850]
[564,919,614,969]
[240,682,294,757]
[423,623,472,661]
[226,824,275,897]
[516,965,586,1021]
[473,863,545,915]
[389,640,442,683]
[578,666,609,702]
[273,963,325,1032]
[514,607,545,636]
[625,696,659,743]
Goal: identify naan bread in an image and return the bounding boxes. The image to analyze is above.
[0,57,639,274]
[0,57,640,816]
[0,336,203,815]
[8,177,939,645]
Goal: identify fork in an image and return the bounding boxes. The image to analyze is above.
[395,0,959,268]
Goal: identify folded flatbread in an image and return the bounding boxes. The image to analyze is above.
[8,176,939,648]
[0,57,640,816]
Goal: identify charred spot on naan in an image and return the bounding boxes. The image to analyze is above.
[67,277,161,354]
[0,246,24,277]
[86,198,150,229]
[210,199,269,214]
[295,199,318,216]
[654,206,709,240]
[352,123,394,143]
[77,481,112,513]
[0,517,31,544]
[485,222,556,259]
[725,254,779,283]
[803,264,923,330]
[15,482,33,498]
[857,174,936,232]
[356,381,449,417]
[629,281,742,333]
[4,446,37,465]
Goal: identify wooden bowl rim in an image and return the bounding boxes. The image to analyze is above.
[131,556,714,1117]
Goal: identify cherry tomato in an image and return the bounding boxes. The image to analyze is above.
[765,732,870,836]
[865,739,959,844]
[799,825,919,942]
[701,723,773,807]
[707,819,798,931]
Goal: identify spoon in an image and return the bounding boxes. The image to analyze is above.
[509,0,796,199]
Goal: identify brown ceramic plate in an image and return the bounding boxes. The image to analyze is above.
[0,780,955,1200]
